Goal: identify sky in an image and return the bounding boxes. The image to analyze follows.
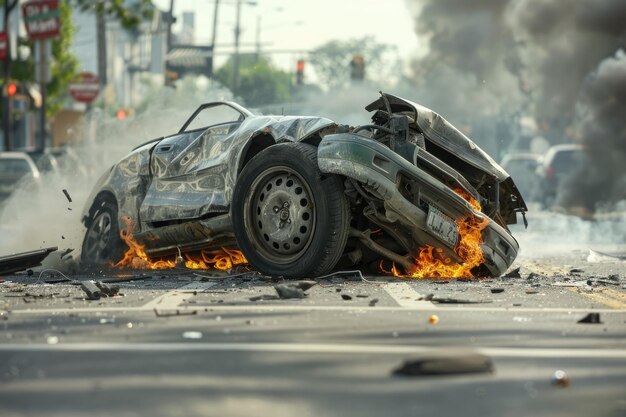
[152,0,419,72]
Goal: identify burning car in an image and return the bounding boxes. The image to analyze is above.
[81,93,527,278]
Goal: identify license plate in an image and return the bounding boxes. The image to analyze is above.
[426,205,459,247]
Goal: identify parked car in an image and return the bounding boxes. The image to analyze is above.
[499,153,542,202]
[0,151,41,203]
[535,144,585,207]
[81,93,527,278]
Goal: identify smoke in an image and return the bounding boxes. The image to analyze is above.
[405,0,626,211]
[0,77,232,267]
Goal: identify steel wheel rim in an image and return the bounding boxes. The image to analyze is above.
[244,166,316,265]
[84,212,112,262]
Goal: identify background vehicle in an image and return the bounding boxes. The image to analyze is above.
[499,153,542,203]
[535,144,585,207]
[0,152,41,204]
[81,93,527,278]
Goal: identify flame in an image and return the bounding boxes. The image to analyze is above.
[384,188,488,279]
[114,216,247,271]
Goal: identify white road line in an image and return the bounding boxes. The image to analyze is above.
[6,304,626,315]
[141,282,217,310]
[382,282,436,309]
[1,342,625,359]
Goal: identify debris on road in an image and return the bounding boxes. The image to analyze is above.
[393,351,493,376]
[80,280,120,300]
[551,370,571,387]
[60,248,74,260]
[62,189,72,203]
[424,294,493,304]
[272,280,318,299]
[490,288,505,294]
[428,314,439,324]
[525,288,539,294]
[504,267,521,278]
[0,247,58,275]
[101,274,153,283]
[274,284,306,299]
[341,294,353,301]
[369,298,379,307]
[577,312,602,324]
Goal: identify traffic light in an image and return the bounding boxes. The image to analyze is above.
[7,82,17,96]
[296,59,305,85]
[350,54,365,81]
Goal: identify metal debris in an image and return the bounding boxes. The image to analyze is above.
[504,267,521,278]
[0,247,58,275]
[274,284,306,299]
[577,312,602,324]
[80,280,120,300]
[154,308,198,317]
[551,370,570,387]
[341,294,352,301]
[490,288,505,294]
[393,351,493,376]
[62,189,72,203]
[424,294,492,304]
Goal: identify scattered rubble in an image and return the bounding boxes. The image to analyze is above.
[341,294,352,301]
[504,267,521,278]
[62,189,72,203]
[393,351,493,376]
[551,370,570,387]
[80,280,120,300]
[272,280,318,299]
[577,312,602,324]
[490,288,505,294]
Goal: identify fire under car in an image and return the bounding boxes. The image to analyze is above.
[80,92,527,278]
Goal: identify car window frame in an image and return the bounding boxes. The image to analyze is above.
[178,101,253,134]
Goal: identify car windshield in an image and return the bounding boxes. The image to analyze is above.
[183,104,244,132]
[0,158,31,177]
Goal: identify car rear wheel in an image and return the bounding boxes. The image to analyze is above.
[81,201,126,268]
[232,142,350,278]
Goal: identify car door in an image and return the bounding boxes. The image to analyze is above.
[139,103,248,225]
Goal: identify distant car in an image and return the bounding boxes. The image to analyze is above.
[26,150,60,175]
[0,152,41,203]
[535,144,585,207]
[81,93,527,278]
[499,153,542,202]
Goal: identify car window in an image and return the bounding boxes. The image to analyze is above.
[0,159,32,176]
[551,150,584,173]
[183,104,243,133]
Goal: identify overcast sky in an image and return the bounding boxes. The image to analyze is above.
[153,0,419,71]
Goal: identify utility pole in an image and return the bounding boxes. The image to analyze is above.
[209,0,219,76]
[164,0,174,85]
[96,1,107,89]
[232,0,242,96]
[2,0,18,151]
[37,40,48,152]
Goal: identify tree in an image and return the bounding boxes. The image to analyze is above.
[308,36,399,90]
[215,55,293,107]
[72,0,153,29]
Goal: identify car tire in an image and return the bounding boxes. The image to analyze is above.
[232,142,350,278]
[81,201,126,268]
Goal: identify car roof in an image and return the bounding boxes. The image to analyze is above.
[0,151,34,160]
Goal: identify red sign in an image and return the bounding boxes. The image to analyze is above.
[68,72,100,103]
[22,0,61,40]
[0,32,7,61]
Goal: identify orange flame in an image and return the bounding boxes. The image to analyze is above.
[114,216,247,271]
[385,189,488,279]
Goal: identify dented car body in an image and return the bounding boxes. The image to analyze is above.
[81,93,527,278]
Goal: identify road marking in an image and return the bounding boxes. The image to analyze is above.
[141,282,216,310]
[382,282,436,309]
[566,287,626,310]
[1,342,625,359]
[6,304,625,315]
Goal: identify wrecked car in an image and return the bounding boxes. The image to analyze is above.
[81,93,527,278]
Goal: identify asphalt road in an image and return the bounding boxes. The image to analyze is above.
[1,245,626,417]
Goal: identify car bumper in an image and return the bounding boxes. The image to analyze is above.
[317,133,518,277]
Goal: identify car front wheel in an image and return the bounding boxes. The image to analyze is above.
[232,142,350,278]
[81,201,126,268]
